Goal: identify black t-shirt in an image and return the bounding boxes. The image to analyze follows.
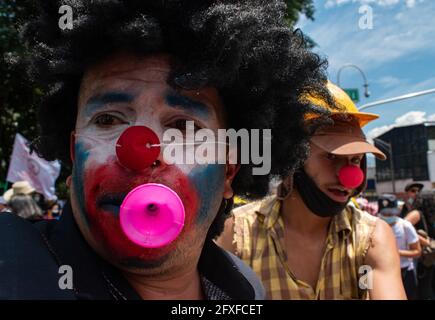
[400,203,411,218]
[0,203,260,299]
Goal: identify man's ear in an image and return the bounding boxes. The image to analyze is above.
[223,163,240,199]
[70,131,75,162]
[66,175,72,188]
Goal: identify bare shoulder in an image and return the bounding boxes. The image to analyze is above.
[365,218,398,267]
[364,217,406,299]
[404,209,421,226]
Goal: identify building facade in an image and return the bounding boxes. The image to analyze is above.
[375,121,435,195]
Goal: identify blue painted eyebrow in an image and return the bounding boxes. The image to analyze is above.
[165,92,210,119]
[84,91,135,115]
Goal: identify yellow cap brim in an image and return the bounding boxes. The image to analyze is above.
[305,111,379,128]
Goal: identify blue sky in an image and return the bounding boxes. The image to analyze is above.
[296,0,435,146]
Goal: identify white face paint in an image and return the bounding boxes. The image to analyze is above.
[70,53,233,273]
[75,54,224,175]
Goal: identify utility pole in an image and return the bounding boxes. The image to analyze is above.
[358,88,435,111]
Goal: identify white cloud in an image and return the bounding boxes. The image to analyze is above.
[376,76,402,88]
[395,110,426,125]
[367,110,433,140]
[367,124,394,141]
[303,0,435,76]
[406,0,416,7]
[325,0,420,7]
[376,76,435,100]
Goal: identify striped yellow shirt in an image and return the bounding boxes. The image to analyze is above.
[232,196,377,300]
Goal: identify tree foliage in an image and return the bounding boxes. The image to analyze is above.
[0,0,43,191]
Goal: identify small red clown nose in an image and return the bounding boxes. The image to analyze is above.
[338,165,364,189]
[116,126,160,171]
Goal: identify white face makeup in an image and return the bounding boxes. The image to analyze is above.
[75,54,224,173]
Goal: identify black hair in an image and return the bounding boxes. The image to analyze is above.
[21,0,333,239]
[415,192,435,238]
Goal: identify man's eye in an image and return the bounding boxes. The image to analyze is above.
[94,114,125,127]
[351,157,362,165]
[326,153,337,161]
[171,119,202,132]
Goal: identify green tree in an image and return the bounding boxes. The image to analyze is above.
[284,0,315,26]
[284,0,317,48]
[0,0,43,193]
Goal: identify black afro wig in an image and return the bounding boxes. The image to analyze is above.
[21,0,334,238]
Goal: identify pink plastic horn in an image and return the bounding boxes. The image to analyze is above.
[116,126,160,171]
[338,165,364,189]
[120,183,185,248]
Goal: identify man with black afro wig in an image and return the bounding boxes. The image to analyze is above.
[0,0,332,300]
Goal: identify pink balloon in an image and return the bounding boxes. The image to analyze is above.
[338,165,364,189]
[120,183,185,248]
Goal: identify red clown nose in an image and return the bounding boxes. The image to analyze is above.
[338,165,364,189]
[116,126,161,171]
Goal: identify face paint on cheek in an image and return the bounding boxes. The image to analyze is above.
[72,142,91,227]
[73,154,204,268]
[188,164,225,224]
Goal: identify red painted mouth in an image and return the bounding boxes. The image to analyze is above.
[82,161,199,264]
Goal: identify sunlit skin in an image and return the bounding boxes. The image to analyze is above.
[68,53,238,299]
[282,143,405,299]
[218,140,406,299]
[304,142,363,202]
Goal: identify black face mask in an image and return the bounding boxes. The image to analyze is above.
[293,169,348,217]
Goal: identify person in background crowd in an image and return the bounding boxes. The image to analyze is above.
[401,182,424,218]
[45,201,62,220]
[378,194,421,300]
[217,82,405,300]
[3,181,36,204]
[0,196,9,213]
[8,194,44,222]
[401,187,435,300]
[410,192,435,300]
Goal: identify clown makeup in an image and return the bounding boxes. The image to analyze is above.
[305,143,364,203]
[70,53,235,274]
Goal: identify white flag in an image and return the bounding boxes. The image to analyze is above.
[6,133,61,201]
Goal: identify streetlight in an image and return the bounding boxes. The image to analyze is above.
[358,87,435,111]
[374,138,395,194]
[337,64,370,98]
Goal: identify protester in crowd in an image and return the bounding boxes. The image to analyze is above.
[44,201,62,220]
[377,194,421,300]
[409,192,435,300]
[3,180,36,204]
[0,196,9,213]
[8,194,44,221]
[401,182,424,218]
[401,188,435,300]
[217,82,406,299]
[0,0,333,299]
[355,195,378,215]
